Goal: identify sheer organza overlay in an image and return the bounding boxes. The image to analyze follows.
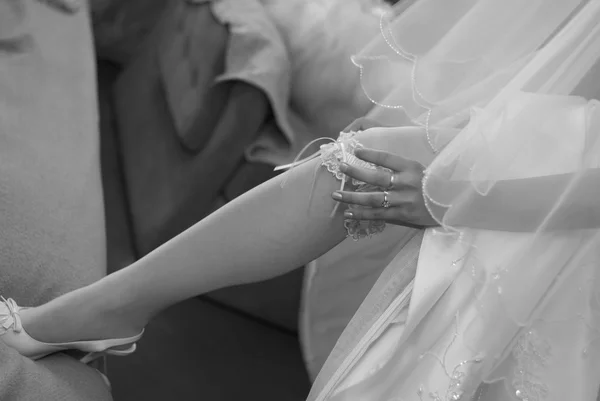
[307,0,600,400]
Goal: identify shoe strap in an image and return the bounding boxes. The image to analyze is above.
[80,344,137,364]
[0,297,22,334]
[105,344,136,356]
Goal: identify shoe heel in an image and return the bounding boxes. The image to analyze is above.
[104,343,137,357]
[80,343,137,364]
[80,352,103,364]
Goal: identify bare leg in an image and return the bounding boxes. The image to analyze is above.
[22,156,350,342]
[20,127,435,344]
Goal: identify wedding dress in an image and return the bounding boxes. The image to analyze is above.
[300,0,600,400]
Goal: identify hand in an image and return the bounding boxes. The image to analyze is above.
[331,147,438,228]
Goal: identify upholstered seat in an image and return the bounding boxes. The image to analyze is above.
[103,0,302,334]
[113,1,271,255]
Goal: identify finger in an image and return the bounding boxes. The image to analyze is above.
[333,190,414,208]
[344,207,427,229]
[354,148,421,172]
[342,117,382,133]
[339,162,392,188]
[332,191,388,208]
[343,207,399,221]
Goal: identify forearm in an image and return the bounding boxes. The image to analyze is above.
[441,169,600,231]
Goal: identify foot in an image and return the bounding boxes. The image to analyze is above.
[21,292,143,345]
[0,292,145,359]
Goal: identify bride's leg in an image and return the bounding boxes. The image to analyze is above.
[21,127,433,344]
[23,153,352,343]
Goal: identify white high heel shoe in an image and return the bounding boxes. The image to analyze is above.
[0,297,144,364]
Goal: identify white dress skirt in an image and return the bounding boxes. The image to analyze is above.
[302,1,600,399]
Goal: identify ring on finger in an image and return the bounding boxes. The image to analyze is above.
[381,191,392,208]
[387,173,396,190]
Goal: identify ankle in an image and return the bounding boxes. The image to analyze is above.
[92,296,147,338]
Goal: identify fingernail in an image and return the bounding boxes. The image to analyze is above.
[332,192,342,200]
[339,163,348,171]
[344,210,354,218]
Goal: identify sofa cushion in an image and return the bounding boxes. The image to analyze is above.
[108,297,310,400]
[0,2,111,398]
[91,0,169,64]
[113,0,270,255]
[0,0,106,304]
[157,0,230,151]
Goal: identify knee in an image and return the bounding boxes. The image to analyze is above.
[353,126,401,150]
[352,126,435,166]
